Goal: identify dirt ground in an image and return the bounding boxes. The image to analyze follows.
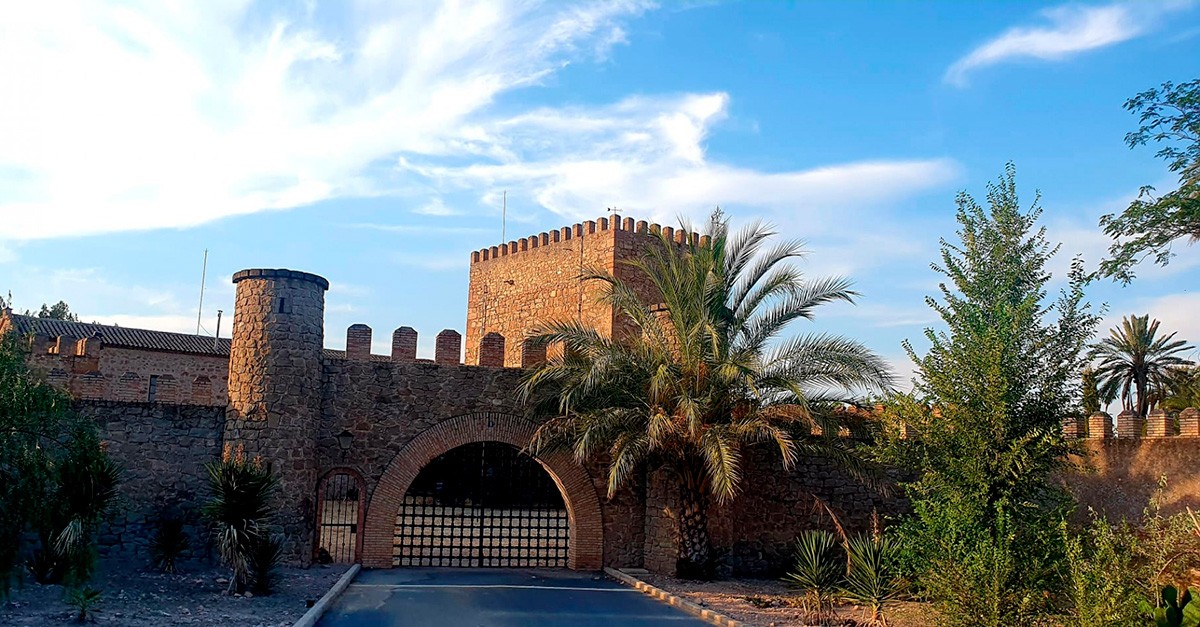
[0,559,348,626]
[640,573,934,627]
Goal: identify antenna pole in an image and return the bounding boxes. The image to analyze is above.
[501,190,507,243]
[196,249,208,334]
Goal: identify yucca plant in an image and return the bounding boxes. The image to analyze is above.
[250,533,284,595]
[202,443,279,594]
[841,533,903,626]
[150,516,190,574]
[784,529,845,624]
[64,586,102,623]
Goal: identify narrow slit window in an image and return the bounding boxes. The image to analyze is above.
[147,375,159,402]
[278,297,287,313]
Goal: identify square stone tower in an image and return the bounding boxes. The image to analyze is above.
[465,215,694,367]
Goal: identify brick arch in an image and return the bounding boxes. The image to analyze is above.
[362,412,603,570]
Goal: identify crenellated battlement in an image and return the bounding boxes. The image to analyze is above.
[469,214,711,264]
[328,323,520,368]
[1062,409,1200,439]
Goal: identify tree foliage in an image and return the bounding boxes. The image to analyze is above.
[1091,315,1194,418]
[878,165,1099,626]
[1099,79,1200,283]
[0,334,119,596]
[519,210,893,578]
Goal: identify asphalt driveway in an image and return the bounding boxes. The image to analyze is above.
[315,568,712,627]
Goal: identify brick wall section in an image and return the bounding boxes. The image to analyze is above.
[78,401,225,563]
[391,327,417,362]
[224,269,329,566]
[434,329,461,364]
[20,344,228,406]
[465,215,670,367]
[478,332,505,367]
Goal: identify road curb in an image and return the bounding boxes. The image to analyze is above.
[293,563,361,627]
[604,567,747,627]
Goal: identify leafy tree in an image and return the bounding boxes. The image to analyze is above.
[0,334,119,595]
[1162,365,1200,412]
[1099,79,1200,283]
[1082,367,1101,415]
[878,165,1099,626]
[36,301,80,322]
[519,211,893,578]
[1091,315,1194,418]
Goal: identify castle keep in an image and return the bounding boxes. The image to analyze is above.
[2,214,1192,575]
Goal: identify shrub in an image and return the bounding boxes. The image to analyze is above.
[250,534,284,595]
[0,334,119,596]
[202,443,280,594]
[783,530,843,624]
[1061,515,1142,627]
[841,532,904,626]
[64,586,102,623]
[150,516,191,574]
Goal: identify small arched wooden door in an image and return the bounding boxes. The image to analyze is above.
[315,469,365,564]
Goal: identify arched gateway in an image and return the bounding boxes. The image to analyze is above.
[361,412,604,570]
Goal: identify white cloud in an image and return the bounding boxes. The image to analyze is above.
[945,2,1193,86]
[0,0,652,240]
[413,198,462,217]
[398,92,960,230]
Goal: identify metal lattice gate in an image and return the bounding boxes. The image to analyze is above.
[393,441,569,567]
[316,471,362,564]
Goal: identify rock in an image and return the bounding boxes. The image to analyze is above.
[215,577,229,584]
[244,592,253,598]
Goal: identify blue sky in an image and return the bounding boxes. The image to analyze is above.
[1,0,1198,387]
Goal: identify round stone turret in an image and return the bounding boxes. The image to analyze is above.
[225,268,328,565]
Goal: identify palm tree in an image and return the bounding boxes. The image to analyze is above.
[1091,315,1194,418]
[518,211,894,578]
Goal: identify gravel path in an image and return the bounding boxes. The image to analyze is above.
[1,559,349,626]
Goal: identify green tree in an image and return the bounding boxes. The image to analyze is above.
[36,301,80,322]
[1099,79,1200,283]
[0,334,119,595]
[518,211,893,578]
[878,165,1099,626]
[1091,315,1194,418]
[1082,367,1101,415]
[1162,365,1200,412]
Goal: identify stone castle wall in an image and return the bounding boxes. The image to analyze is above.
[224,269,329,565]
[79,401,225,562]
[20,343,228,406]
[464,215,688,367]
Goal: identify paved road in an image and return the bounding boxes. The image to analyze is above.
[316,568,713,627]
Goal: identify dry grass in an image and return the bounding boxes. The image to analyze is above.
[639,574,936,627]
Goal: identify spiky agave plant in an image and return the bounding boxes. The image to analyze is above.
[202,444,279,594]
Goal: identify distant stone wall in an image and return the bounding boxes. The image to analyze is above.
[22,344,228,406]
[78,401,225,563]
[1063,409,1200,523]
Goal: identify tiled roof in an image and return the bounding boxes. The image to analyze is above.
[5,313,231,357]
[322,348,394,362]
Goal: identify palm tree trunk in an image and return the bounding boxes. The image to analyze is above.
[675,463,713,579]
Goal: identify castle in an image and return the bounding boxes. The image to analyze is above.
[2,214,1195,574]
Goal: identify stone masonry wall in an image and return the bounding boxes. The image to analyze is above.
[224,269,328,565]
[78,401,225,563]
[464,215,676,367]
[316,356,644,567]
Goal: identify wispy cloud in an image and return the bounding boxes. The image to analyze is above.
[399,92,959,229]
[346,223,490,235]
[0,1,652,240]
[945,1,1194,86]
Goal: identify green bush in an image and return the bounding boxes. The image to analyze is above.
[783,530,843,623]
[0,334,120,595]
[203,443,280,594]
[1061,515,1142,627]
[150,516,191,574]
